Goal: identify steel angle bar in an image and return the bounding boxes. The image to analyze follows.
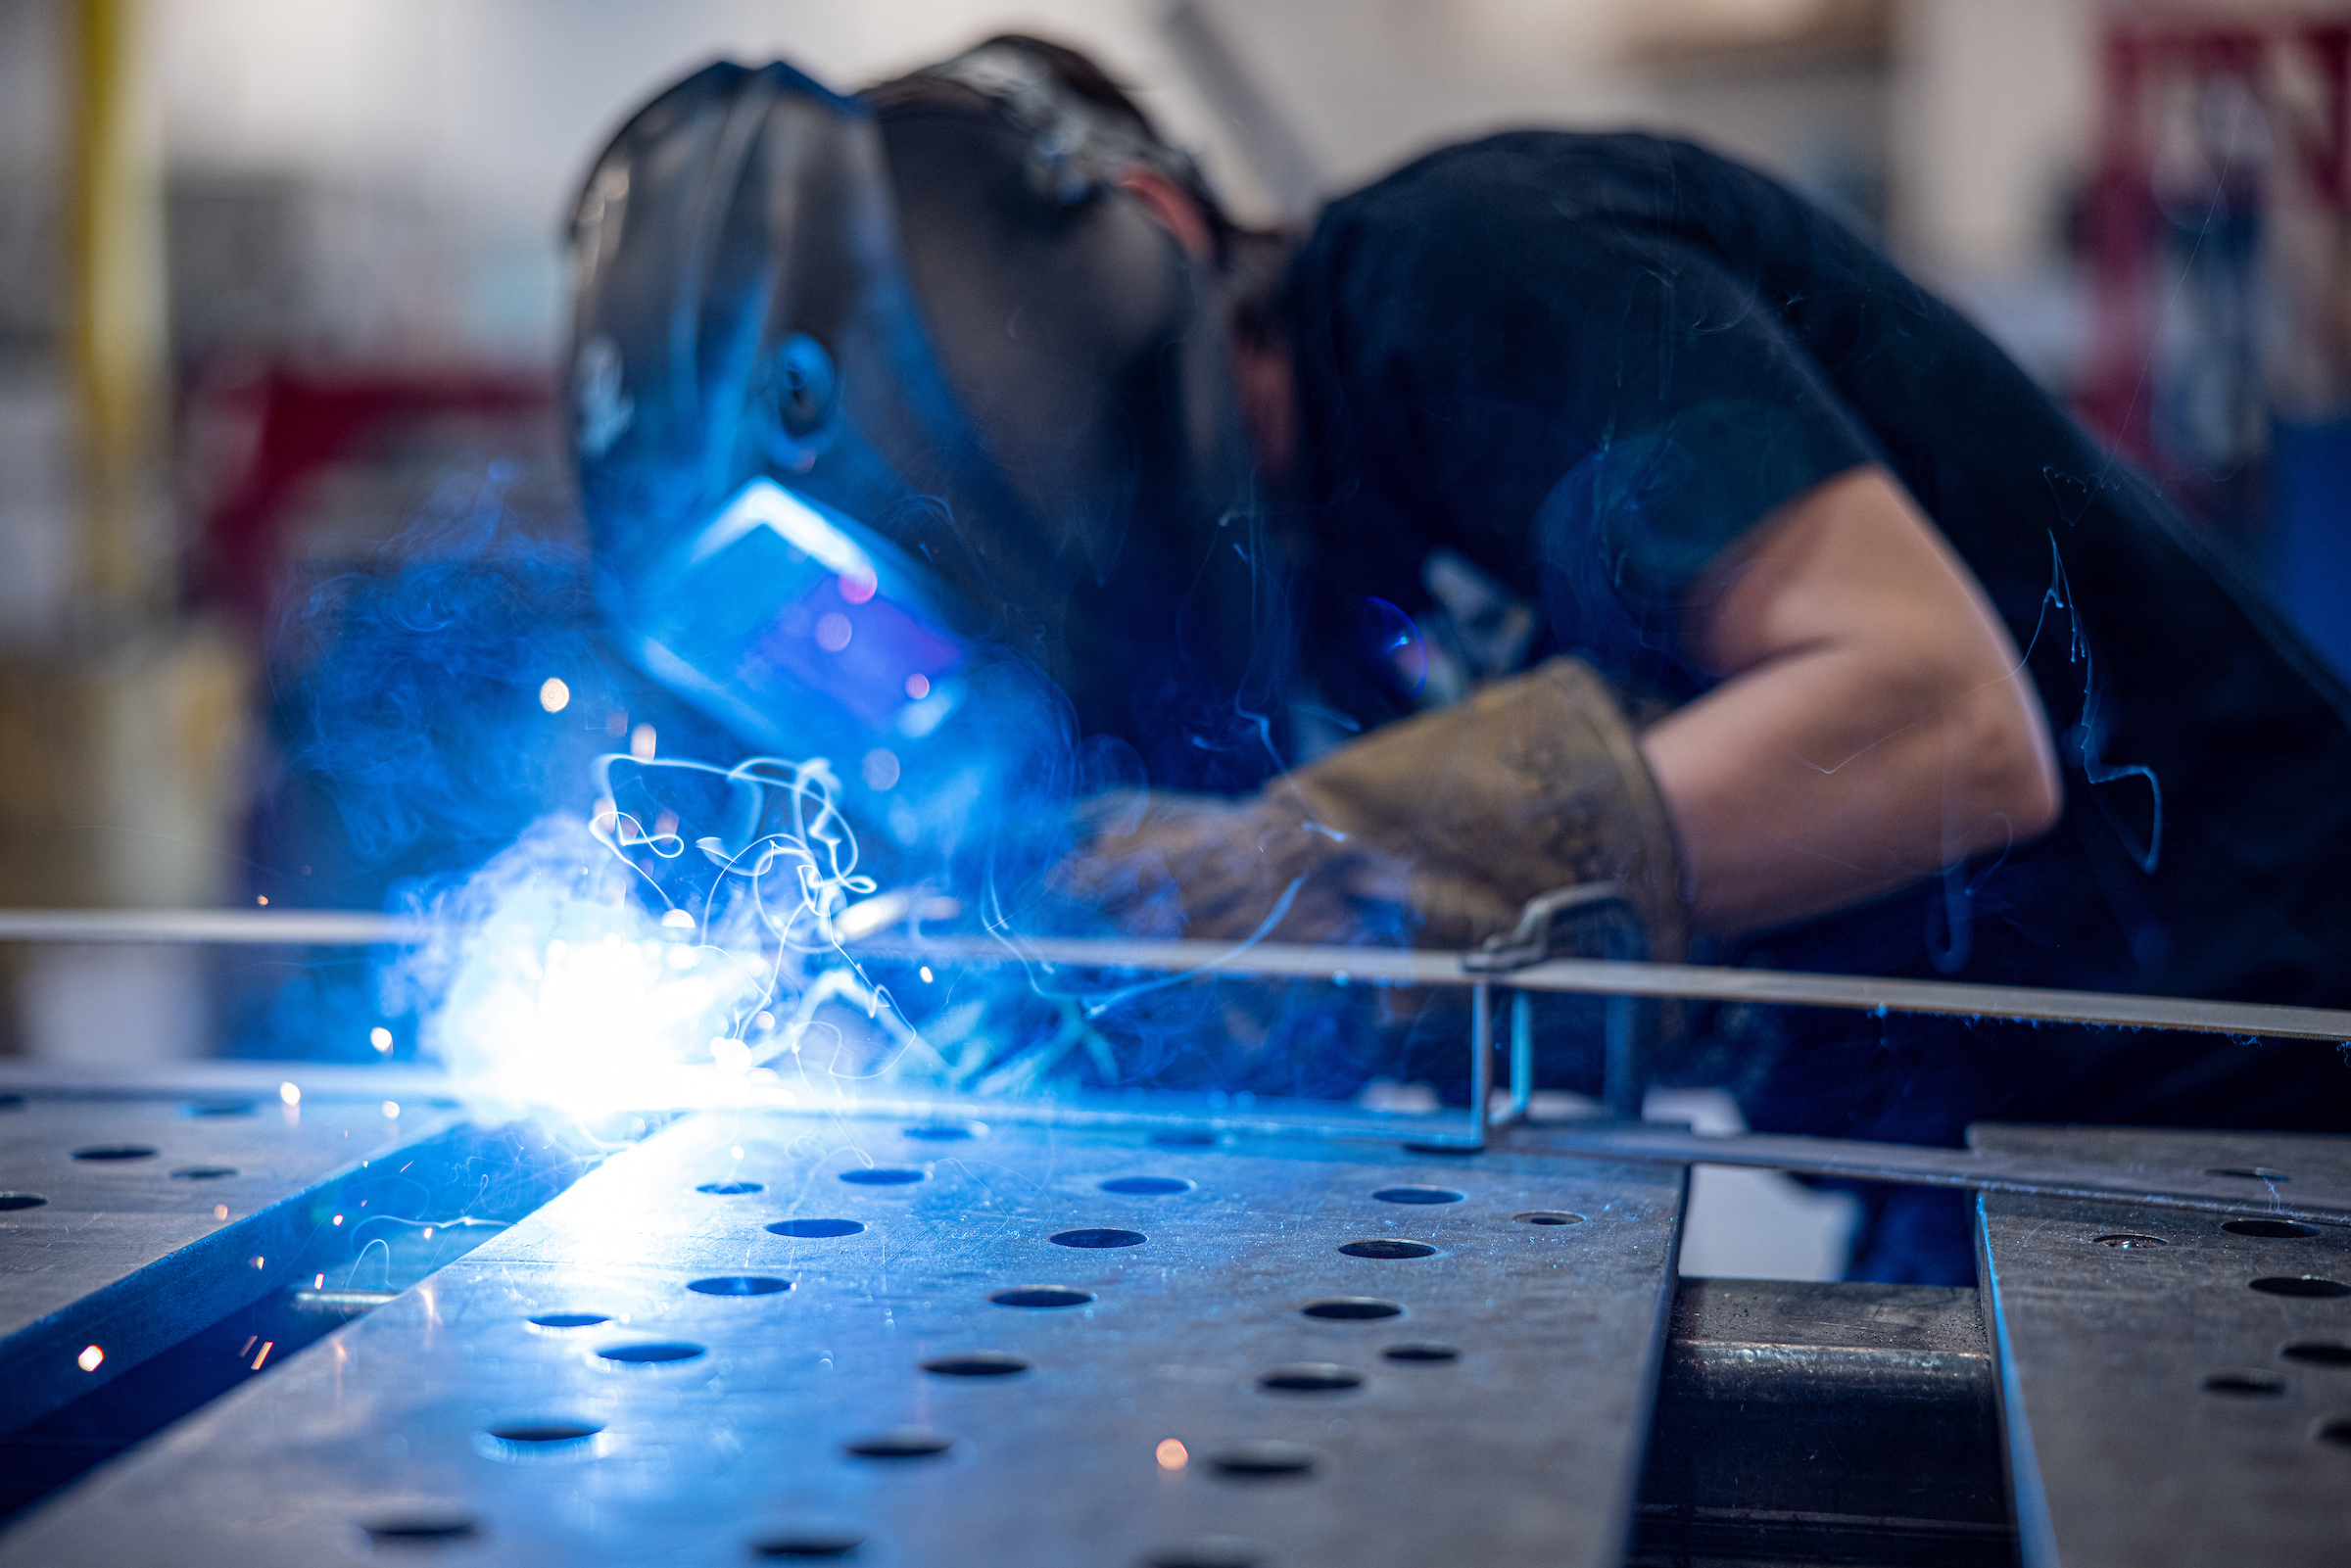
[1511,1122,2351,1228]
[0,909,425,945]
[4,910,2348,1043]
[853,933,2351,1043]
[0,1107,1686,1568]
[1970,1124,2351,1568]
[0,1086,467,1432]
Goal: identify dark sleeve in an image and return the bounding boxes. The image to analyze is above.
[1296,149,1883,685]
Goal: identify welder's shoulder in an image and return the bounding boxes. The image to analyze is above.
[1318,130,1746,241]
[1295,130,1757,318]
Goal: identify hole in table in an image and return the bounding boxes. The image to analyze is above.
[181,1100,256,1118]
[697,1181,764,1195]
[1258,1363,1363,1392]
[2226,1218,2321,1239]
[1383,1342,1460,1362]
[1511,1212,1583,1226]
[990,1286,1093,1308]
[752,1529,866,1558]
[1373,1185,1463,1205]
[904,1121,984,1141]
[2091,1234,2168,1248]
[1300,1298,1403,1321]
[72,1145,157,1162]
[1052,1227,1146,1249]
[360,1514,478,1544]
[1146,1539,1265,1568]
[1401,1141,1480,1157]
[843,1430,953,1459]
[2284,1342,2351,1366]
[922,1352,1031,1377]
[2209,1167,2292,1181]
[1339,1239,1435,1259]
[529,1313,609,1329]
[689,1276,791,1297]
[1149,1129,1218,1148]
[2318,1418,2351,1449]
[1101,1176,1194,1196]
[597,1341,706,1363]
[1208,1441,1317,1476]
[840,1167,927,1186]
[0,1194,48,1212]
[170,1166,238,1180]
[478,1420,602,1460]
[769,1218,865,1239]
[2252,1276,2351,1298]
[2204,1371,2287,1396]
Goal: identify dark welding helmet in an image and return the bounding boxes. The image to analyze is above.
[566,60,1017,766]
[566,44,1266,797]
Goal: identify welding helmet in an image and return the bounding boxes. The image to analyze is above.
[566,43,1267,801]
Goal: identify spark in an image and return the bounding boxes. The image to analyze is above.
[76,1345,102,1372]
[630,723,657,761]
[904,672,931,699]
[251,1341,273,1370]
[369,1026,394,1054]
[540,677,571,713]
[1155,1438,1187,1470]
[278,1081,300,1107]
[213,1204,227,1219]
[332,1214,344,1226]
[382,1101,400,1119]
[920,966,934,983]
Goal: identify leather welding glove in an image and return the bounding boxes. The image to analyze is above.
[1064,656,1687,959]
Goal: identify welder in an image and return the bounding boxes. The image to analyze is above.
[566,39,2351,1280]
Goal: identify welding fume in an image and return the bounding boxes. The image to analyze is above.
[324,33,2351,1289]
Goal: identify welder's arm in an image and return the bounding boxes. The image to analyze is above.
[1641,464,2062,937]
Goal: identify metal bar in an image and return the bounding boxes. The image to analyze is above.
[4,911,2347,1044]
[1507,993,1533,1123]
[0,910,426,945]
[1517,1122,2351,1227]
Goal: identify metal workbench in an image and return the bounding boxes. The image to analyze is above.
[0,1070,2341,1566]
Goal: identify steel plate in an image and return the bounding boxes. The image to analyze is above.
[1974,1123,2351,1567]
[0,1107,1685,1568]
[0,1086,468,1431]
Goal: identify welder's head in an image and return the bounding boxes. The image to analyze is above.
[565,40,1260,768]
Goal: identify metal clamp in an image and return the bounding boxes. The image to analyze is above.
[1455,884,1656,1150]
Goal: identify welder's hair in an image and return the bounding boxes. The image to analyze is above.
[864,34,1239,254]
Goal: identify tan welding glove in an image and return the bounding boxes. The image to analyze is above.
[1064,656,1686,960]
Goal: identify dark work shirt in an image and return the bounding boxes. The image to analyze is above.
[1281,132,2351,1235]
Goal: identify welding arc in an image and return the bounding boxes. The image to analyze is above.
[2,911,2348,1044]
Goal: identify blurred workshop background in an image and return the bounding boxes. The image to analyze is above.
[0,0,2346,1177]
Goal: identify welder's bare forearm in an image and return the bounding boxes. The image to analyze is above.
[1641,466,2061,937]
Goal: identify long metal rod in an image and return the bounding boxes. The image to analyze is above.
[1523,1122,2351,1228]
[3,910,2348,1043]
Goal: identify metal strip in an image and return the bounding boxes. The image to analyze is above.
[0,1107,1687,1568]
[1513,1122,2351,1227]
[1973,1124,2351,1567]
[2,910,2347,1043]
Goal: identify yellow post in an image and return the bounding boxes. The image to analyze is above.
[68,0,167,621]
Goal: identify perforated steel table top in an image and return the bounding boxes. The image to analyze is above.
[0,1088,464,1432]
[0,1106,1685,1568]
[1975,1123,2351,1568]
